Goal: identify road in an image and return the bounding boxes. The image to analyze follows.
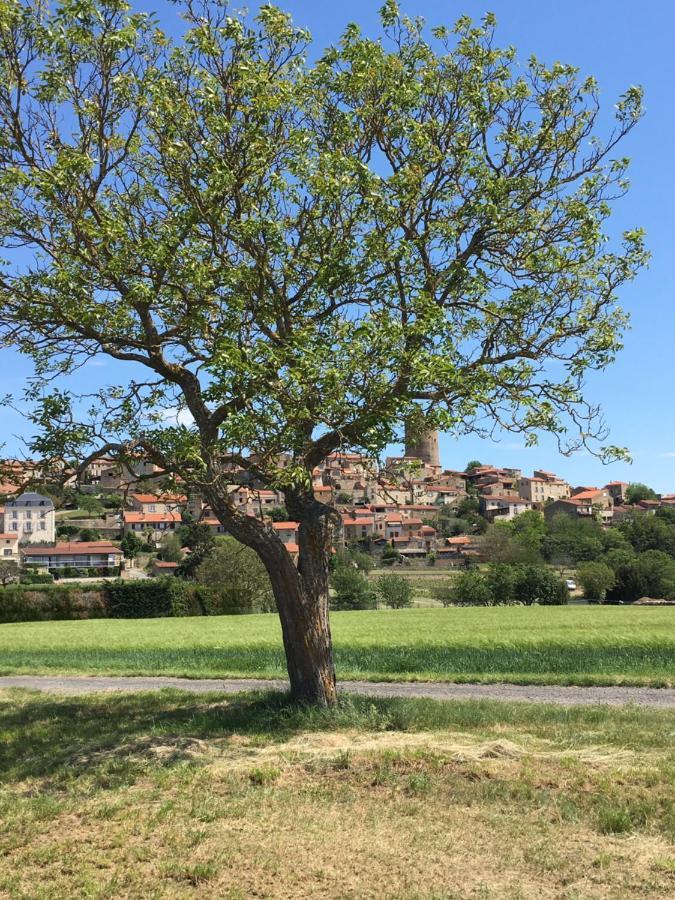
[0,675,673,707]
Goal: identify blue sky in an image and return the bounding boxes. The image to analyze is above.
[1,0,673,490]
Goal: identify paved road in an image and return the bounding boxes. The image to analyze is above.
[1,675,674,707]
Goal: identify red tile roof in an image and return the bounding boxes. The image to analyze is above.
[22,541,121,556]
[124,511,182,524]
[271,521,299,530]
[0,533,18,540]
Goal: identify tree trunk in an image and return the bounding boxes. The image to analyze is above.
[206,484,338,706]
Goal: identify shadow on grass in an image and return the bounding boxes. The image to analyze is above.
[1,688,674,790]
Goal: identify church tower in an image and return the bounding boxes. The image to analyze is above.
[404,426,441,469]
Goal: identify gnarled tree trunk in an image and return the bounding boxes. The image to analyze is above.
[207,483,338,706]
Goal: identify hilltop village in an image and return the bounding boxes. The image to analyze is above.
[0,432,673,577]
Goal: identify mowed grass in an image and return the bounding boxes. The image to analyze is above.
[0,605,673,686]
[0,689,673,898]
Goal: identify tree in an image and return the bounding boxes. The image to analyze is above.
[606,550,675,603]
[508,510,547,559]
[512,566,568,606]
[0,1,646,704]
[0,560,18,587]
[120,531,144,560]
[159,532,184,563]
[543,514,604,564]
[451,570,493,606]
[78,527,100,542]
[464,461,482,473]
[268,506,289,522]
[480,522,541,565]
[577,561,615,601]
[176,523,217,578]
[56,523,80,538]
[331,564,376,610]
[376,573,413,608]
[77,495,105,517]
[196,537,275,613]
[619,514,675,557]
[625,483,658,505]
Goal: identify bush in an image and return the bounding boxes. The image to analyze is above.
[577,561,616,601]
[105,578,187,618]
[0,585,108,623]
[512,565,568,605]
[331,565,376,610]
[450,570,493,606]
[375,574,413,609]
[79,528,101,542]
[56,524,80,538]
[19,572,54,585]
[195,538,274,614]
[381,546,402,566]
[606,550,675,603]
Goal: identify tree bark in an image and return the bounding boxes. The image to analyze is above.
[206,483,338,706]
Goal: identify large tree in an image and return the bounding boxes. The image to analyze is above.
[0,0,646,703]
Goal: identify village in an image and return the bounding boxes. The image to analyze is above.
[1,430,673,579]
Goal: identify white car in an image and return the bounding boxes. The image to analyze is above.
[566,579,577,591]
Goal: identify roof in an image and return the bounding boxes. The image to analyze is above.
[6,492,54,508]
[285,542,299,554]
[421,525,436,533]
[154,561,179,568]
[22,541,121,556]
[131,493,186,504]
[481,495,532,505]
[0,533,18,540]
[123,511,182,524]
[271,521,299,530]
[571,490,604,501]
[342,518,374,526]
[447,536,471,545]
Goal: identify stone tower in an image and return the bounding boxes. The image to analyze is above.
[404,426,441,469]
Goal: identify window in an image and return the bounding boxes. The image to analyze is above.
[148,505,156,512]
[3,549,11,557]
[11,511,17,519]
[26,511,32,519]
[23,522,32,533]
[39,521,46,530]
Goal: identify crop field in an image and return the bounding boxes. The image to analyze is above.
[0,689,673,898]
[0,605,672,686]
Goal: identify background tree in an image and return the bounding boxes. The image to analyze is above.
[375,573,413,608]
[0,560,18,587]
[625,483,659,505]
[196,537,275,613]
[120,531,144,560]
[77,495,105,517]
[176,522,217,578]
[159,532,184,563]
[331,563,376,610]
[0,1,646,704]
[577,561,616,601]
[464,461,482,473]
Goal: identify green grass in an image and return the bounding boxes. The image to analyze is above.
[0,689,673,898]
[0,605,673,685]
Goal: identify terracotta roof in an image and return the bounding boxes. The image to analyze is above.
[271,521,299,530]
[285,542,299,553]
[447,536,471,545]
[482,495,532,504]
[571,490,604,501]
[420,525,436,533]
[22,541,121,556]
[343,518,374,526]
[0,533,18,540]
[131,493,186,504]
[123,511,182,524]
[154,561,179,568]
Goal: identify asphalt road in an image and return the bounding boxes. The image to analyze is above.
[0,675,674,707]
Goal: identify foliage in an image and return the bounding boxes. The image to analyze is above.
[431,512,468,538]
[543,513,604,564]
[0,585,108,622]
[450,570,494,606]
[176,523,217,579]
[268,506,289,522]
[331,565,376,610]
[0,559,18,587]
[480,522,542,565]
[577,561,616,601]
[375,574,413,609]
[159,532,184,563]
[465,461,482,473]
[78,528,100,542]
[56,524,80,538]
[19,572,54,585]
[76,495,105,517]
[513,566,569,606]
[381,546,402,566]
[105,578,190,619]
[120,531,144,560]
[625,483,658,505]
[619,513,675,557]
[196,538,275,614]
[606,550,675,604]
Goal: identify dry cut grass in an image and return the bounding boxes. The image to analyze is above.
[0,689,673,898]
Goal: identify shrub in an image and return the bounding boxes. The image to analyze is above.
[451,570,493,606]
[195,538,274,614]
[0,585,108,623]
[105,578,186,618]
[381,546,402,566]
[79,528,100,542]
[606,550,675,603]
[331,565,376,610]
[513,565,568,605]
[577,561,616,601]
[375,574,413,609]
[19,572,54,585]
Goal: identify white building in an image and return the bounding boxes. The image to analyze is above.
[2,492,55,544]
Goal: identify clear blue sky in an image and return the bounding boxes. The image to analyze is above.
[1,0,673,490]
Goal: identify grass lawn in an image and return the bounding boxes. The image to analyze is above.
[0,605,673,686]
[0,689,673,898]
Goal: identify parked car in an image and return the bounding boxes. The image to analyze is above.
[566,578,577,591]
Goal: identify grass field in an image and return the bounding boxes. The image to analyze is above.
[0,605,673,686]
[0,689,673,898]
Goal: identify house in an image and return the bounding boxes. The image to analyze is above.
[604,481,629,505]
[271,521,299,561]
[122,510,182,545]
[21,541,122,571]
[545,489,613,526]
[519,473,570,505]
[151,560,179,576]
[479,495,533,523]
[2,492,55,544]
[0,533,19,561]
[129,493,186,515]
[342,515,376,542]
